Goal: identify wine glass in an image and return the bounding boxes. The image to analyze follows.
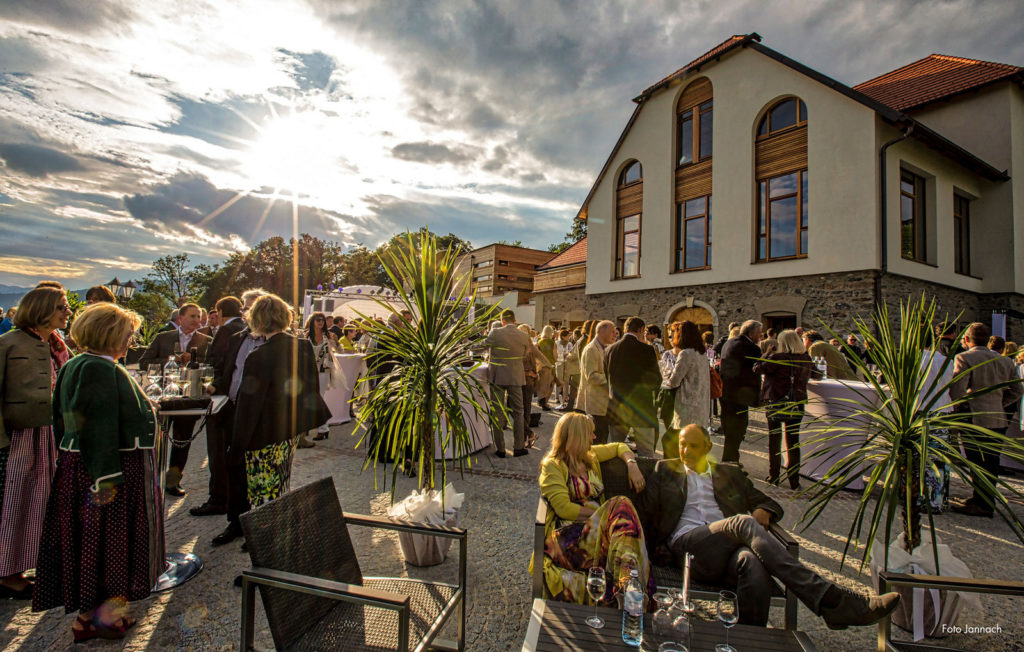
[652,591,674,636]
[658,643,688,652]
[200,365,215,393]
[585,567,606,629]
[177,368,191,397]
[715,590,739,652]
[144,363,163,401]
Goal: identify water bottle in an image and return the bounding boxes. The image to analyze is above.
[621,569,643,647]
[817,356,828,380]
[163,355,180,397]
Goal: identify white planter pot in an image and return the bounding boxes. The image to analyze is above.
[397,509,458,567]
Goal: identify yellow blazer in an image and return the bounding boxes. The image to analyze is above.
[533,442,631,596]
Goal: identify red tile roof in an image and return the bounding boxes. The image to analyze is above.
[537,237,587,270]
[854,54,1022,111]
[635,33,761,102]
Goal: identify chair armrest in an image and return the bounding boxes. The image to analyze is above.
[343,511,467,540]
[533,498,549,599]
[535,497,547,526]
[878,571,1024,597]
[243,567,411,609]
[769,521,799,557]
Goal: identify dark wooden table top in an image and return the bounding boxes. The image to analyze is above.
[522,599,817,651]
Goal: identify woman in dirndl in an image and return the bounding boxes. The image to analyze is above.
[32,302,161,642]
[0,285,72,599]
[233,294,331,508]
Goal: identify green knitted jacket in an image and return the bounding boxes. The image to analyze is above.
[53,354,157,491]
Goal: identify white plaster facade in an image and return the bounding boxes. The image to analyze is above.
[581,43,1018,303]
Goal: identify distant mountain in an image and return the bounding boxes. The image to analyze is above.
[0,286,91,310]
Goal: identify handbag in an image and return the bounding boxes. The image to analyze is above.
[657,386,678,427]
[708,366,723,400]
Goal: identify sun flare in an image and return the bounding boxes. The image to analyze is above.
[243,111,340,197]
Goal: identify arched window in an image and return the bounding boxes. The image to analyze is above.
[619,161,642,186]
[755,97,808,261]
[674,78,713,272]
[615,159,642,278]
[757,98,808,138]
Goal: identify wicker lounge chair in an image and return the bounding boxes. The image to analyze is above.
[239,477,467,651]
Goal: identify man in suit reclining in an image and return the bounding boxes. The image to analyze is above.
[642,423,900,629]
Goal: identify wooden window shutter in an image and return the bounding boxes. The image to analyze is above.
[755,124,807,180]
[617,182,643,218]
[677,78,712,113]
[675,159,712,203]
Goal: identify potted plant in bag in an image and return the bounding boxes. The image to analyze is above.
[788,296,1024,641]
[353,230,507,566]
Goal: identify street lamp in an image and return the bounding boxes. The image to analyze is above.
[105,278,137,301]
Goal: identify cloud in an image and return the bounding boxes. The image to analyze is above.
[391,141,480,165]
[277,49,338,92]
[0,143,83,177]
[0,0,135,34]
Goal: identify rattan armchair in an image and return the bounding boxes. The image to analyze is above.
[239,477,467,651]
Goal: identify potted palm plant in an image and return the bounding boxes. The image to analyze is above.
[353,230,507,565]
[791,296,1024,639]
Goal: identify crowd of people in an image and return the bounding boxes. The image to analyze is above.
[0,282,337,641]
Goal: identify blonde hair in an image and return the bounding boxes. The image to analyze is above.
[776,329,806,354]
[517,323,531,335]
[728,326,740,339]
[71,303,141,355]
[12,286,66,330]
[540,325,555,340]
[1005,341,1018,358]
[247,294,292,335]
[543,412,596,474]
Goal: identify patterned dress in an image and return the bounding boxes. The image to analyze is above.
[245,437,297,507]
[0,330,68,577]
[542,469,655,605]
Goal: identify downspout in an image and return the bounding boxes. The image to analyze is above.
[876,125,914,335]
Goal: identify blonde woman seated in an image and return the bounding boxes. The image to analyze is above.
[533,412,655,604]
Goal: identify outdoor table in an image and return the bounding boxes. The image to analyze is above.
[521,599,816,651]
[434,363,493,459]
[324,353,367,425]
[799,378,876,490]
[153,394,228,591]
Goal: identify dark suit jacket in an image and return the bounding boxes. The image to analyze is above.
[641,459,783,560]
[208,318,247,383]
[211,324,250,396]
[232,332,332,460]
[720,335,763,406]
[140,329,211,367]
[605,333,661,428]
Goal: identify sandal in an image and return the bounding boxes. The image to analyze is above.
[72,614,136,642]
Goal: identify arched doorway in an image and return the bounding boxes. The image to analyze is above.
[668,306,714,337]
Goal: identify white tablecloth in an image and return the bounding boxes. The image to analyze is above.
[324,354,367,425]
[435,364,493,459]
[799,378,877,490]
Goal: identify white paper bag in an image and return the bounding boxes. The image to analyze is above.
[388,484,465,567]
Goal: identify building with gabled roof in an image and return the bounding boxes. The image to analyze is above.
[538,33,1024,338]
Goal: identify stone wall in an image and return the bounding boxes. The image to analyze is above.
[538,269,1024,341]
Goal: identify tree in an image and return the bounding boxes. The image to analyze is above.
[547,241,572,254]
[566,217,587,242]
[143,254,204,305]
[495,239,524,248]
[342,246,389,288]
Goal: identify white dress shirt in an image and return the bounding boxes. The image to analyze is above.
[179,329,196,353]
[671,464,725,544]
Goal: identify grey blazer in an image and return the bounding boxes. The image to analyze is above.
[949,346,1024,429]
[575,339,609,416]
[483,324,530,386]
[0,329,55,447]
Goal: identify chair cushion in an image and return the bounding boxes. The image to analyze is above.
[291,578,459,651]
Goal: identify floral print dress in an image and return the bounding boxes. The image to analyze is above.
[244,437,297,507]
[542,468,655,605]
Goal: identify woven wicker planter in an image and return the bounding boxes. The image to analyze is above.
[397,510,458,567]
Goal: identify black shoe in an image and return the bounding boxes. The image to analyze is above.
[165,485,186,497]
[821,588,901,630]
[513,448,529,457]
[494,450,507,458]
[764,475,780,486]
[951,500,994,518]
[212,524,243,546]
[313,431,329,441]
[190,502,227,517]
[539,402,551,412]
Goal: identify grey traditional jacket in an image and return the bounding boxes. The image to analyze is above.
[0,329,55,448]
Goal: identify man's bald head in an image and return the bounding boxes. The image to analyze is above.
[596,320,616,345]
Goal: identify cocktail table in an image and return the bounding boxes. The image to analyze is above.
[522,598,817,651]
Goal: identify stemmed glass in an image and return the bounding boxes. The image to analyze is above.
[200,365,215,393]
[144,363,163,401]
[715,590,739,652]
[585,567,606,629]
[177,368,191,397]
[652,591,674,636]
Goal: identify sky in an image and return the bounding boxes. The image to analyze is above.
[0,0,1022,289]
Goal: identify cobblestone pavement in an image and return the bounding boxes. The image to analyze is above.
[2,405,1023,650]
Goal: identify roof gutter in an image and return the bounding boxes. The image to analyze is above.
[875,125,914,331]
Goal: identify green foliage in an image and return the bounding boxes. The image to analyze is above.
[354,230,504,497]
[566,218,586,243]
[134,319,162,348]
[547,241,572,254]
[789,296,1024,572]
[124,290,172,326]
[495,239,524,247]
